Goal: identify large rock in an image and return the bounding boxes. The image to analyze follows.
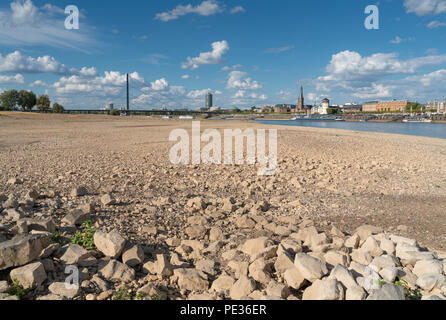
[100,194,116,206]
[10,262,47,288]
[328,264,358,289]
[59,244,91,265]
[369,255,400,272]
[248,258,271,284]
[416,274,446,291]
[354,225,382,243]
[274,251,295,274]
[20,218,56,234]
[241,237,273,256]
[360,236,383,257]
[174,268,209,291]
[122,244,144,267]
[379,267,399,283]
[294,253,328,282]
[345,285,367,300]
[302,279,344,300]
[413,259,443,277]
[62,210,90,227]
[93,230,126,259]
[144,254,173,277]
[366,284,405,300]
[230,276,256,300]
[283,268,306,290]
[48,282,80,299]
[211,274,235,292]
[265,281,290,299]
[98,259,135,283]
[0,234,51,270]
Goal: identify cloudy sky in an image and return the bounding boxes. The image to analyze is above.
[1,0,446,109]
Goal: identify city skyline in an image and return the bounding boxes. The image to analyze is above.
[1,0,446,109]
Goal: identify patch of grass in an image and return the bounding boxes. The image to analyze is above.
[434,184,441,188]
[395,277,422,300]
[135,291,147,300]
[8,279,31,299]
[71,220,95,249]
[113,287,133,300]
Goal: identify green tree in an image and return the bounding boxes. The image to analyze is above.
[110,108,120,116]
[52,103,64,113]
[36,94,51,111]
[327,108,339,115]
[406,102,424,113]
[17,90,36,111]
[0,89,19,110]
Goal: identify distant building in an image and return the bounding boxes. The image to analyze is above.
[312,98,330,115]
[341,103,362,113]
[105,103,114,111]
[274,104,296,113]
[362,100,408,112]
[362,101,379,112]
[206,93,213,109]
[377,100,408,112]
[426,100,446,113]
[209,106,220,112]
[261,105,274,113]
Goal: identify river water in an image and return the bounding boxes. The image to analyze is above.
[255,120,446,140]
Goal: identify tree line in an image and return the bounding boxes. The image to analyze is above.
[0,89,64,113]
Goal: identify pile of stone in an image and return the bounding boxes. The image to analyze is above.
[1,187,446,301]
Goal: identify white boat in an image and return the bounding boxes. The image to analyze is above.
[403,119,432,123]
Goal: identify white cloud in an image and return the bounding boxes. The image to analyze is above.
[390,36,404,44]
[187,88,211,99]
[263,45,294,54]
[227,71,262,90]
[233,90,245,98]
[0,73,24,84]
[181,74,191,79]
[11,0,37,24]
[30,80,48,87]
[221,64,243,71]
[0,0,97,51]
[151,78,169,91]
[308,49,446,102]
[427,20,446,28]
[230,6,245,14]
[404,0,446,16]
[0,51,98,77]
[41,3,65,15]
[319,50,446,83]
[155,0,223,22]
[53,71,145,96]
[182,40,229,70]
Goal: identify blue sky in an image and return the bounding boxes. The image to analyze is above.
[1,0,446,109]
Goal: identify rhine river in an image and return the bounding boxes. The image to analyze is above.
[256,120,446,140]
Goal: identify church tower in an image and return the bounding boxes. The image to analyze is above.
[297,86,304,111]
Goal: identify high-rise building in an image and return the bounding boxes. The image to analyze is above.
[206,93,213,109]
[297,86,304,111]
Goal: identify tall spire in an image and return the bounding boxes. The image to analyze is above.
[298,85,304,111]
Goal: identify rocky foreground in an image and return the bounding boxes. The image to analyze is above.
[1,113,446,300]
[1,183,446,300]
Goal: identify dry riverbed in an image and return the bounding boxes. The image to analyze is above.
[0,112,445,300]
